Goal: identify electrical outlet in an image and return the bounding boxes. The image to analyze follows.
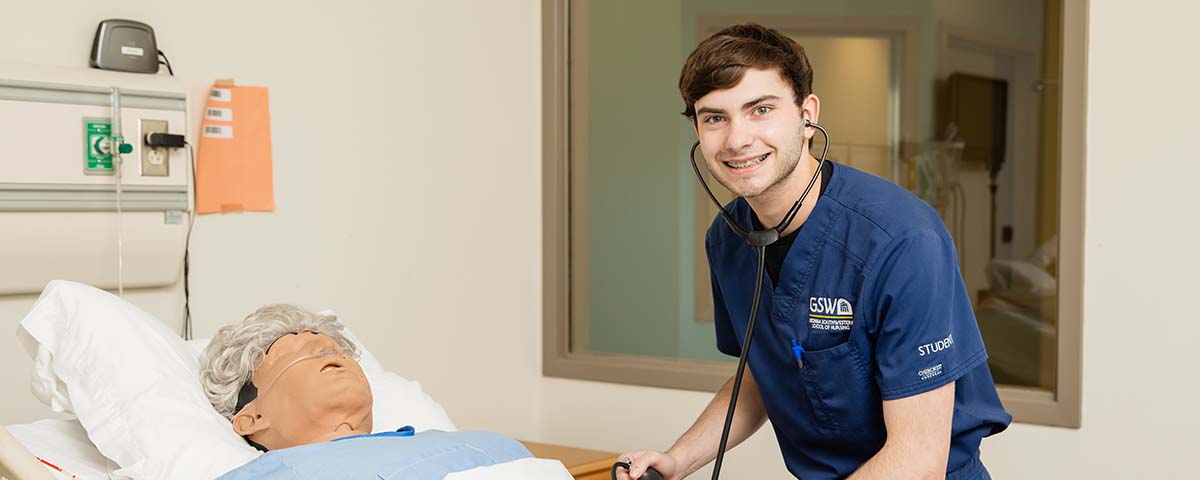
[139,119,169,176]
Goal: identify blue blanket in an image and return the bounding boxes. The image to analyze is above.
[218,429,532,480]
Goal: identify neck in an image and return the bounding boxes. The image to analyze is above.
[321,419,373,442]
[257,416,375,450]
[746,151,822,237]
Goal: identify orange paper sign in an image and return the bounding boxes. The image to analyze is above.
[195,81,274,214]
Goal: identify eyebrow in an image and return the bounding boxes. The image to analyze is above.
[264,332,299,355]
[695,95,781,116]
[263,331,322,360]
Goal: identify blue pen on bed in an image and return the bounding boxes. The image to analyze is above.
[791,338,805,369]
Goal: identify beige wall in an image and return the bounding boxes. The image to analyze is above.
[3,0,1199,478]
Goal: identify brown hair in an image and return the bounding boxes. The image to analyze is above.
[679,23,814,121]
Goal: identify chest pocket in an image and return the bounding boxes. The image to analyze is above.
[795,257,880,437]
[798,339,880,438]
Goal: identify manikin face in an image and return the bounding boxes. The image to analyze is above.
[693,68,816,200]
[233,332,373,450]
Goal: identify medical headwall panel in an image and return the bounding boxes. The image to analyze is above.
[0,63,190,295]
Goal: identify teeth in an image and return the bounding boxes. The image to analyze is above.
[321,365,336,373]
[727,154,767,169]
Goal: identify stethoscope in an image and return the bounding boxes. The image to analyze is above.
[612,118,830,480]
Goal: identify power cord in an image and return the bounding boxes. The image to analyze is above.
[146,132,195,339]
[157,50,175,76]
[183,142,196,340]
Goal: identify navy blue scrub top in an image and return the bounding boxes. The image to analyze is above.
[707,162,1011,479]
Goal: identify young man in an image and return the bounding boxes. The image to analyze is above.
[618,23,1010,479]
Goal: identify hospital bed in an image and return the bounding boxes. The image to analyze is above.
[0,281,572,480]
[973,239,1060,389]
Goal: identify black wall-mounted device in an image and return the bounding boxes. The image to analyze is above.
[90,19,160,74]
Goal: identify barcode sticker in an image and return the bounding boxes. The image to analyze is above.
[210,88,232,102]
[202,124,233,139]
[205,107,233,121]
[121,46,145,57]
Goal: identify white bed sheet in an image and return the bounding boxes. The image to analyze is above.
[447,458,573,479]
[6,419,572,480]
[7,418,111,480]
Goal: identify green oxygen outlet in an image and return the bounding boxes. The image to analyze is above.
[83,118,134,175]
[84,118,114,174]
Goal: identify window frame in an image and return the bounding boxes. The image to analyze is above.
[542,0,1086,428]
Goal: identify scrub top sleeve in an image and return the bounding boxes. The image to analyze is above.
[867,229,989,401]
[707,238,741,358]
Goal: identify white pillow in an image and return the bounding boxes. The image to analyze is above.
[18,280,455,480]
[985,258,1057,300]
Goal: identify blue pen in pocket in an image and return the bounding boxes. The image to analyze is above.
[791,338,805,369]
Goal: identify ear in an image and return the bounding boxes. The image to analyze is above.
[232,402,271,437]
[801,94,821,139]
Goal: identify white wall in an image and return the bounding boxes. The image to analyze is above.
[4,1,1199,478]
[542,1,1200,479]
[0,0,546,441]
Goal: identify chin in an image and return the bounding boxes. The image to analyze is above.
[727,182,769,199]
[713,170,771,198]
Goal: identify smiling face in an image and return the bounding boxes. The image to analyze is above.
[232,332,373,450]
[693,68,813,200]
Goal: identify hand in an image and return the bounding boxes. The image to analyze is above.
[615,450,680,480]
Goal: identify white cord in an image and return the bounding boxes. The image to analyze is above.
[111,87,125,296]
[116,155,124,296]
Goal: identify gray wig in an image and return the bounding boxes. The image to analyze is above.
[199,304,358,420]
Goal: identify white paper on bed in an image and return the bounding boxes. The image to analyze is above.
[15,280,457,479]
[6,419,111,480]
[446,458,574,480]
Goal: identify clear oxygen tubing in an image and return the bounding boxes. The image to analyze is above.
[110,87,125,296]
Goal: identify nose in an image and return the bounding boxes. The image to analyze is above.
[723,118,754,155]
